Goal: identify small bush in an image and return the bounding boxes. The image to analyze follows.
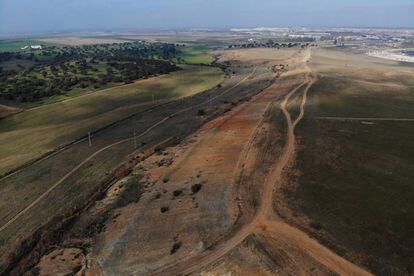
[162,177,169,183]
[160,206,170,213]
[170,242,182,254]
[154,145,164,153]
[197,109,206,116]
[173,190,183,197]
[310,221,323,230]
[191,183,202,194]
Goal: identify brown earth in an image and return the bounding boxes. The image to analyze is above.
[149,49,370,276]
[37,248,86,276]
[31,47,372,275]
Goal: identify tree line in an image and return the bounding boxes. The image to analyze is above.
[228,39,315,49]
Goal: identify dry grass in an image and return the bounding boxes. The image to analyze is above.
[216,48,296,64]
[0,65,224,175]
[283,47,414,274]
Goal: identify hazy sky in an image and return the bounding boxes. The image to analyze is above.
[1,0,414,34]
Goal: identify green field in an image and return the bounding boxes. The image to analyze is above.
[283,48,414,274]
[0,65,224,175]
[176,44,216,64]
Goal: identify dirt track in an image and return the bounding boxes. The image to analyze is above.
[151,49,372,275]
[0,104,21,119]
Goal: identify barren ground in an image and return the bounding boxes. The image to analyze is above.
[7,46,404,275]
[31,48,373,275]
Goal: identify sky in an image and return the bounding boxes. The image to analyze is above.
[1,0,414,35]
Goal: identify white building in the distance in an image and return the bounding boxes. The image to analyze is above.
[21,45,43,50]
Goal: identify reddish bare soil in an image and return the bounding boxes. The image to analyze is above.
[37,248,86,276]
[84,72,279,275]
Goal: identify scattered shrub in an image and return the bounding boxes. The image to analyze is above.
[173,190,183,197]
[160,206,170,213]
[310,221,323,230]
[197,109,206,116]
[191,183,202,194]
[170,242,182,254]
[154,145,165,153]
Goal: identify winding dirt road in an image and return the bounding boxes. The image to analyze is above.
[151,50,372,275]
[0,68,257,234]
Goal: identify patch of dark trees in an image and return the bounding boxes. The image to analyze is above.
[228,39,315,49]
[0,41,180,102]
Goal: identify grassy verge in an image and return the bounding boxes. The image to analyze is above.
[0,65,224,175]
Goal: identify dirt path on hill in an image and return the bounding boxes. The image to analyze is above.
[151,49,372,276]
[0,68,257,234]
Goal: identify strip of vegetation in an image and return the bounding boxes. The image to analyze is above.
[228,39,314,49]
[170,242,182,254]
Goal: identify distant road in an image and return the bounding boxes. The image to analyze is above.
[315,117,414,122]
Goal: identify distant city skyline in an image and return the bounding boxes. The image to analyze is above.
[1,0,414,35]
